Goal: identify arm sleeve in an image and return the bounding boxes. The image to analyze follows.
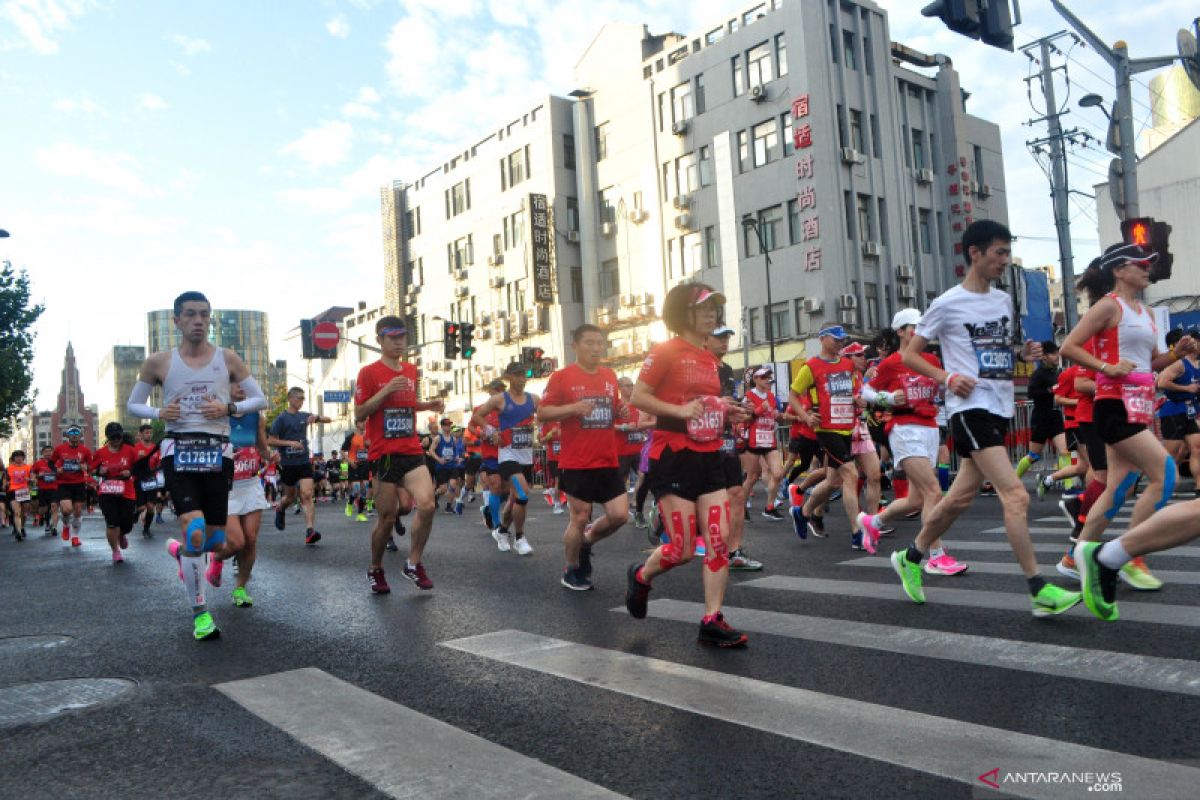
[127,381,160,420]
[789,365,814,396]
[234,377,267,414]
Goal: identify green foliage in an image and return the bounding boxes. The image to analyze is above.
[266,381,289,426]
[0,261,45,438]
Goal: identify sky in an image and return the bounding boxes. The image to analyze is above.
[0,0,1192,409]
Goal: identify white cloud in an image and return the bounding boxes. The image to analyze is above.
[33,141,162,197]
[172,34,211,56]
[355,86,381,104]
[326,13,350,38]
[274,186,356,214]
[52,95,100,113]
[341,102,379,119]
[140,92,168,110]
[171,60,191,77]
[280,120,354,168]
[1,0,90,54]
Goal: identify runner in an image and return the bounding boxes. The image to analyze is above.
[539,419,564,514]
[126,290,266,640]
[326,450,344,503]
[843,341,885,542]
[1016,342,1070,490]
[1058,243,1198,589]
[90,422,137,563]
[7,451,31,541]
[623,282,752,647]
[51,425,92,546]
[428,418,464,513]
[471,379,506,531]
[268,387,331,545]
[131,423,161,538]
[887,220,1081,616]
[708,327,761,570]
[538,324,628,590]
[615,377,651,495]
[857,309,967,575]
[1156,329,1200,494]
[1036,359,1088,499]
[354,316,443,593]
[742,366,788,521]
[342,420,371,521]
[31,445,60,536]
[461,424,482,504]
[471,363,540,555]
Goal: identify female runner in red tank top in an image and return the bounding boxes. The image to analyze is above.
[624,283,753,647]
[1062,243,1198,590]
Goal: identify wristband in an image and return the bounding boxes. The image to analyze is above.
[944,373,959,388]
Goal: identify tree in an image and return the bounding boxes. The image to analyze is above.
[0,261,45,438]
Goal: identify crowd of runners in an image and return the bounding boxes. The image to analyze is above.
[6,219,1197,646]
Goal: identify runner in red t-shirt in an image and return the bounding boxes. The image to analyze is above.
[131,423,163,537]
[51,425,93,545]
[354,316,444,594]
[623,283,752,647]
[31,445,61,535]
[539,420,564,513]
[538,324,629,590]
[615,378,651,491]
[471,380,507,531]
[90,422,138,563]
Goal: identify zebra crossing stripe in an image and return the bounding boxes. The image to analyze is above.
[941,541,1200,558]
[442,630,1200,800]
[215,667,626,800]
[740,576,1200,627]
[630,599,1200,697]
[839,557,1200,585]
[986,526,1123,536]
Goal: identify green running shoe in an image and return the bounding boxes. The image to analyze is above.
[1075,542,1119,621]
[344,503,353,518]
[193,611,220,640]
[1030,583,1082,618]
[231,586,254,608]
[355,513,368,522]
[890,550,925,604]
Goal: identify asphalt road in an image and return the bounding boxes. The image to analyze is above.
[1,483,1198,800]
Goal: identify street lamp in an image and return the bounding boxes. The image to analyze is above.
[0,229,10,238]
[741,214,776,365]
[1079,93,1111,120]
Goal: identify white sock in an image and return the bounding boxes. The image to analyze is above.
[482,490,491,506]
[1097,540,1132,570]
[407,560,417,570]
[181,554,206,608]
[929,547,945,560]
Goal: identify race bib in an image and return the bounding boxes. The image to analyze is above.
[39,472,57,485]
[686,396,726,443]
[752,420,775,449]
[357,449,369,461]
[14,488,30,502]
[175,441,223,473]
[440,446,456,459]
[510,426,534,449]
[829,397,856,427]
[625,429,647,444]
[60,459,81,473]
[551,440,561,456]
[1121,384,1154,426]
[974,346,1014,380]
[100,479,125,496]
[719,434,737,456]
[383,407,415,439]
[140,478,160,492]
[580,396,614,430]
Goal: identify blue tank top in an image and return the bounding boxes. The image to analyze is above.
[498,392,535,431]
[436,434,457,464]
[1159,358,1200,418]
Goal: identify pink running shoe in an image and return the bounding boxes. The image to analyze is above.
[119,533,129,550]
[112,550,124,564]
[924,554,970,576]
[206,557,224,588]
[166,538,184,580]
[855,512,880,555]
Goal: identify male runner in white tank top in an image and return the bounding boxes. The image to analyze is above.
[127,291,266,641]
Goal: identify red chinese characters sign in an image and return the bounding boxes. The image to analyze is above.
[792,94,820,272]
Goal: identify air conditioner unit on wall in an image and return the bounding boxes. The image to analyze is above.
[494,318,511,343]
[916,168,934,184]
[489,276,505,289]
[596,305,615,326]
[896,263,915,279]
[524,307,545,334]
[840,147,865,165]
[455,285,470,297]
[567,230,580,243]
[487,254,504,266]
[861,241,881,257]
[839,294,858,309]
[978,184,993,198]
[406,285,422,297]
[898,284,917,300]
[802,297,823,313]
[750,84,767,102]
[839,308,859,327]
[673,194,690,210]
[674,212,695,230]
[671,120,689,135]
[601,221,616,237]
[455,269,469,281]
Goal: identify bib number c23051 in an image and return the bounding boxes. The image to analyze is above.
[974,346,1014,380]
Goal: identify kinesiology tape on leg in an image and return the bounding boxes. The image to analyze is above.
[703,503,730,572]
[658,510,689,568]
[513,480,528,503]
[183,518,207,555]
[1104,472,1141,521]
[203,527,226,552]
[1157,456,1177,510]
[788,483,805,508]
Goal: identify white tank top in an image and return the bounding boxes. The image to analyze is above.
[1108,295,1156,373]
[163,347,232,436]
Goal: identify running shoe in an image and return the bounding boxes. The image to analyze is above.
[760,507,784,521]
[855,512,880,555]
[890,550,925,604]
[467,492,477,503]
[561,567,593,591]
[625,563,651,619]
[492,528,511,552]
[1056,554,1080,581]
[274,508,285,531]
[70,536,81,547]
[231,586,253,607]
[693,538,706,558]
[402,562,434,590]
[513,535,533,556]
[1030,583,1082,618]
[481,505,494,530]
[356,513,369,522]
[904,508,921,520]
[851,532,865,551]
[454,501,464,515]
[790,504,807,539]
[924,554,970,576]
[384,537,398,552]
[119,533,128,550]
[1074,541,1118,621]
[543,488,554,505]
[344,503,353,518]
[1036,476,1052,500]
[1118,557,1163,591]
[728,549,763,571]
[807,515,827,539]
[697,613,748,648]
[1058,496,1082,529]
[367,567,391,594]
[394,519,406,537]
[62,524,70,541]
[11,528,21,542]
[305,529,321,546]
[294,506,302,515]
[829,489,843,502]
[578,541,594,581]
[206,557,224,587]
[192,612,219,641]
[878,526,895,537]
[552,505,564,515]
[166,538,184,580]
[633,511,647,529]
[111,550,124,564]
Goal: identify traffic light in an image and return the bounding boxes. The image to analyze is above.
[1122,217,1173,283]
[460,323,476,358]
[521,346,545,378]
[979,0,1014,52]
[921,0,979,39]
[443,321,460,360]
[921,1,1014,52]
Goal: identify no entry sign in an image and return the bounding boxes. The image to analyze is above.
[312,322,340,351]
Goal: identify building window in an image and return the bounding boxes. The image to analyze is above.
[748,307,761,342]
[973,144,985,184]
[446,179,470,218]
[863,36,874,75]
[706,27,725,45]
[594,122,609,161]
[757,204,783,252]
[857,194,872,242]
[501,146,529,191]
[844,191,855,240]
[695,73,706,114]
[863,283,879,329]
[775,33,788,77]
[747,41,772,87]
[732,54,744,97]
[671,80,694,124]
[918,209,932,254]
[752,118,779,167]
[788,199,800,245]
[404,207,420,239]
[451,236,472,271]
[704,225,719,268]
[849,110,864,153]
[829,24,839,65]
[843,30,857,70]
[911,129,926,169]
[737,130,750,173]
[836,104,846,147]
[571,266,583,302]
[870,114,881,158]
[565,197,579,232]
[675,151,698,194]
[563,135,576,170]
[681,231,702,275]
[781,111,794,157]
[598,187,617,225]
[666,237,676,278]
[698,145,713,186]
[909,206,920,259]
[769,302,791,340]
[877,198,888,246]
[503,210,524,250]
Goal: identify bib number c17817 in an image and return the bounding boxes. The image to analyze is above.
[175,441,223,473]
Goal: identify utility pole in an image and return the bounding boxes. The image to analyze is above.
[1022,32,1088,331]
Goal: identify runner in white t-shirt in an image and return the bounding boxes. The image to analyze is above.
[888,220,1082,618]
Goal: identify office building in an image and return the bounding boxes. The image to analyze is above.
[95,345,146,433]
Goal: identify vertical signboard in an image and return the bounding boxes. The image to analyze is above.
[529,193,554,305]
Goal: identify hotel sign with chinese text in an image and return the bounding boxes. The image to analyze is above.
[529,193,554,305]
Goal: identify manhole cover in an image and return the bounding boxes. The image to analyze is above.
[0,635,74,655]
[0,678,136,729]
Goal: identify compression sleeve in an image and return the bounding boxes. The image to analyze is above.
[127,381,160,420]
[234,377,267,414]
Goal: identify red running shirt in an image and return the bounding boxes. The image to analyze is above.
[89,445,136,500]
[539,421,562,462]
[233,446,263,482]
[868,352,942,432]
[637,337,723,457]
[31,459,58,490]
[52,444,93,484]
[355,360,423,460]
[541,363,620,470]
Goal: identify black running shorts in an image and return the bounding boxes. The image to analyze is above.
[162,455,234,527]
[1077,422,1107,471]
[99,495,136,534]
[647,446,726,503]
[948,409,1009,460]
[815,431,853,466]
[1093,399,1145,446]
[280,463,314,487]
[1160,412,1200,441]
[371,454,427,485]
[559,467,626,505]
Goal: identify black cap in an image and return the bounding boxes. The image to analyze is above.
[104,421,124,440]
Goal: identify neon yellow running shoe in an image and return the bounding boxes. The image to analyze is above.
[193,611,219,640]
[344,503,353,518]
[1030,583,1082,618]
[231,587,254,607]
[890,550,925,604]
[356,513,368,522]
[1118,557,1163,591]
